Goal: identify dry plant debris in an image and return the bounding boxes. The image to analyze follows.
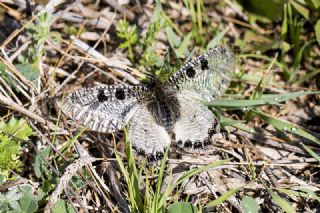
[0,0,319,212]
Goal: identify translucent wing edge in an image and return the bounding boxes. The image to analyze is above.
[166,45,235,98]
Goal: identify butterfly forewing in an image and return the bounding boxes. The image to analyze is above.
[60,85,148,133]
[167,45,235,102]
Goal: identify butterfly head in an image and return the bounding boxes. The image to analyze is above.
[148,78,161,89]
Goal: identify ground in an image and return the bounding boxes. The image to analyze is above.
[0,0,319,212]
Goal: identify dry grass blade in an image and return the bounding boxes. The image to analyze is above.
[0,0,319,212]
[44,142,98,212]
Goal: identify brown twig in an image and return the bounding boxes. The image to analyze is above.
[44,142,98,212]
[0,93,63,132]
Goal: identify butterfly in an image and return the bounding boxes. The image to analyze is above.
[60,45,235,162]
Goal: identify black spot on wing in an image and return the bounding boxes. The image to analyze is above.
[204,137,212,146]
[156,152,164,160]
[97,88,108,102]
[138,149,145,156]
[184,140,192,148]
[115,88,126,100]
[186,66,196,78]
[147,154,155,163]
[200,58,209,70]
[193,140,203,149]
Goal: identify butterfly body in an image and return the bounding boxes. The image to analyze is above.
[145,81,180,132]
[59,46,235,162]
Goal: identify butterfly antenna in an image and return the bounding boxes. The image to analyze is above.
[160,48,169,72]
[144,71,154,79]
[143,71,157,84]
[185,47,197,63]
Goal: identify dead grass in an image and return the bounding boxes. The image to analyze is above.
[0,0,319,212]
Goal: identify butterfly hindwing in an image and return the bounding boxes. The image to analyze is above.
[60,85,148,133]
[129,105,171,162]
[167,45,235,102]
[174,95,221,150]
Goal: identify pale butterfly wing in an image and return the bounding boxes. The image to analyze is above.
[169,46,235,149]
[129,104,171,161]
[174,96,221,150]
[167,45,235,102]
[60,85,148,133]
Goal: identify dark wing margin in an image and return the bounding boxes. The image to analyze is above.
[57,85,148,133]
[166,45,235,102]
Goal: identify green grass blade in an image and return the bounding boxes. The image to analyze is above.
[204,186,242,208]
[277,188,320,202]
[144,169,151,213]
[197,0,202,34]
[299,142,320,162]
[290,39,316,82]
[220,116,244,127]
[289,0,309,20]
[157,170,173,210]
[204,91,320,108]
[316,19,320,46]
[177,32,192,57]
[114,130,143,212]
[206,27,229,50]
[253,109,320,146]
[114,150,136,210]
[175,158,231,187]
[57,128,85,157]
[222,112,320,162]
[251,53,278,100]
[267,189,296,213]
[153,146,170,212]
[297,188,320,202]
[237,73,284,90]
[296,69,320,84]
[239,54,287,73]
[125,130,144,212]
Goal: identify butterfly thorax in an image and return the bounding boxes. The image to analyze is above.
[146,81,180,132]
